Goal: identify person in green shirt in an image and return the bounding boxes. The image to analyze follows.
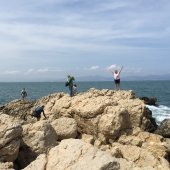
[67,75,75,97]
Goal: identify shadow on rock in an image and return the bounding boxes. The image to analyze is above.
[14,140,38,170]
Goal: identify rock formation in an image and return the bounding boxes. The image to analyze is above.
[155,119,170,138]
[0,114,22,162]
[0,88,169,170]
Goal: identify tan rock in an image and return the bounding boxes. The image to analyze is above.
[111,143,170,169]
[98,107,131,139]
[23,154,47,170]
[46,139,120,170]
[81,134,94,144]
[0,100,35,122]
[0,114,22,162]
[0,162,14,170]
[22,120,58,154]
[51,117,77,140]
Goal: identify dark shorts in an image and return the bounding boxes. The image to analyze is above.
[114,79,120,84]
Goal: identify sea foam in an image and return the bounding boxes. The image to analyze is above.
[146,105,170,124]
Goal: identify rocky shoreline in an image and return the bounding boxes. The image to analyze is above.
[0,88,170,170]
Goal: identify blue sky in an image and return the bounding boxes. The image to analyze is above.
[0,0,170,81]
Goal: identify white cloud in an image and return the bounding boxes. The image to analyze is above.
[89,66,100,70]
[37,68,49,73]
[25,69,35,75]
[0,0,169,81]
[25,68,64,75]
[1,70,20,75]
[106,64,117,71]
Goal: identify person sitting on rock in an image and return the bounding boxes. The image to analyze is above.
[31,105,47,121]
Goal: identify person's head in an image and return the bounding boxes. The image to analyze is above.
[68,75,70,78]
[114,70,118,74]
[42,105,45,108]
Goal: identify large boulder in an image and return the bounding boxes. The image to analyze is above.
[51,117,77,140]
[0,114,22,162]
[24,139,120,170]
[35,89,157,142]
[22,120,58,154]
[140,97,157,106]
[98,107,131,140]
[15,120,58,169]
[155,119,170,138]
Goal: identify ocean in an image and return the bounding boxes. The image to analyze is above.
[0,81,170,124]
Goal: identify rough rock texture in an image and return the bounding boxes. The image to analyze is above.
[37,89,157,141]
[81,134,94,145]
[15,121,58,169]
[0,88,169,170]
[47,139,120,170]
[24,139,120,170]
[140,97,157,106]
[0,100,35,121]
[109,128,170,169]
[155,119,170,138]
[23,154,47,170]
[98,107,131,140]
[0,114,22,162]
[51,117,77,140]
[0,162,14,170]
[22,120,58,154]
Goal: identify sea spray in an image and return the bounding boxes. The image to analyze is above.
[146,105,170,124]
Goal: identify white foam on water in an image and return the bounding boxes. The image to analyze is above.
[146,105,170,124]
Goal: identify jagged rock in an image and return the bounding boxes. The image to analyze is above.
[155,119,170,138]
[51,117,77,140]
[111,142,170,170]
[23,154,47,170]
[22,120,58,154]
[0,89,166,170]
[81,134,94,144]
[0,162,14,170]
[108,128,170,169]
[0,100,35,121]
[24,139,121,170]
[25,139,153,170]
[140,97,157,106]
[98,107,131,140]
[0,89,157,140]
[0,114,22,162]
[32,139,120,170]
[14,89,156,143]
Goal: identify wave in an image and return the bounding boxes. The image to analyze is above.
[146,105,170,124]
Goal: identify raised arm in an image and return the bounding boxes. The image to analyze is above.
[110,70,114,75]
[119,66,123,73]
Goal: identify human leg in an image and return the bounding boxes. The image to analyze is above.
[69,86,73,97]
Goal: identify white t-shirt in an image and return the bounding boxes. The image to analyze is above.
[114,72,120,80]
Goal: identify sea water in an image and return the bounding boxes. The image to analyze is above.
[0,81,170,124]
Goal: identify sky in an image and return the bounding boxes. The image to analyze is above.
[0,0,170,81]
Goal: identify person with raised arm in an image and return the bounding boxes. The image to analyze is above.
[110,66,123,90]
